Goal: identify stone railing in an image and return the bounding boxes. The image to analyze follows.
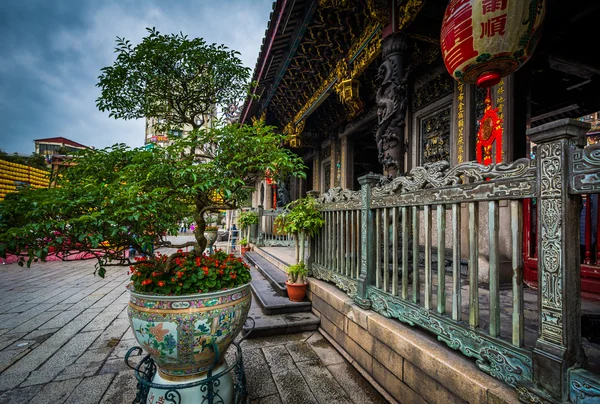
[255,207,295,247]
[308,119,600,403]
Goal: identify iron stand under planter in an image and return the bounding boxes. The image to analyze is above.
[125,318,255,404]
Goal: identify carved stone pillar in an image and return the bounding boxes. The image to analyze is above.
[376,32,409,177]
[527,119,589,402]
[354,173,380,309]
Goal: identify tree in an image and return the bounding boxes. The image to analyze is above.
[96,27,250,133]
[0,120,304,277]
[0,29,305,277]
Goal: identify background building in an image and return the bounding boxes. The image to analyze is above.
[34,137,89,158]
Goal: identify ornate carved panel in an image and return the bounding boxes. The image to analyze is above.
[571,143,600,194]
[370,158,536,206]
[312,263,358,296]
[367,287,533,387]
[538,141,564,345]
[412,74,454,111]
[421,106,451,165]
[321,144,332,160]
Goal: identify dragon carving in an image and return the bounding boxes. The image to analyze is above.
[375,34,410,174]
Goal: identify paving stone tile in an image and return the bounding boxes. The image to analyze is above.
[0,332,28,351]
[0,384,43,404]
[3,303,38,314]
[64,374,115,404]
[99,370,138,404]
[99,356,141,375]
[246,363,279,399]
[9,310,62,334]
[327,362,388,404]
[296,359,350,404]
[306,331,345,366]
[24,328,59,341]
[0,309,103,377]
[285,341,320,362]
[250,393,283,404]
[38,309,83,329]
[271,367,318,404]
[29,377,82,404]
[0,371,29,392]
[21,330,103,386]
[240,331,313,349]
[262,344,296,374]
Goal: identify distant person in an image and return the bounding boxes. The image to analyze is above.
[230,224,238,251]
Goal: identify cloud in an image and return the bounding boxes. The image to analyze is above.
[0,0,273,154]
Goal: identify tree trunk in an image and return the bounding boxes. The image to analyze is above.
[193,198,208,254]
[293,233,300,264]
[299,232,305,265]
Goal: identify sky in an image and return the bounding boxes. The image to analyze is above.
[0,0,274,154]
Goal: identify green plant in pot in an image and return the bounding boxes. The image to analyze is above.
[239,238,250,255]
[238,211,259,241]
[276,197,324,301]
[286,262,309,302]
[0,27,306,400]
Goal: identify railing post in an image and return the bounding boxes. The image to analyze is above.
[527,118,589,402]
[354,174,380,309]
[256,205,264,247]
[306,191,320,272]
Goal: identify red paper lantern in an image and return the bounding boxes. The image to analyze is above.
[441,0,545,87]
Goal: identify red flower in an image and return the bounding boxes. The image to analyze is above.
[141,279,153,286]
[158,280,165,287]
[177,249,183,253]
[230,273,237,279]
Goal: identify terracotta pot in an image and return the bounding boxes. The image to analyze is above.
[285,281,308,302]
[240,246,251,255]
[127,283,251,379]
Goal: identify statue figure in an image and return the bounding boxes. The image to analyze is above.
[276,182,291,208]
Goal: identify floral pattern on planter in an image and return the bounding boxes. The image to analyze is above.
[127,283,251,377]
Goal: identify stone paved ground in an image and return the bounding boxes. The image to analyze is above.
[0,247,386,403]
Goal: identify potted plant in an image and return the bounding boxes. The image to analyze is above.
[239,238,250,255]
[0,27,306,391]
[286,262,309,301]
[276,197,324,266]
[276,197,324,299]
[238,211,259,241]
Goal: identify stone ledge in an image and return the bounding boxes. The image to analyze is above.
[308,278,519,404]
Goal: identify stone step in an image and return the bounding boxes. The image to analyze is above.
[247,268,311,315]
[245,251,288,297]
[243,269,319,339]
[251,247,291,272]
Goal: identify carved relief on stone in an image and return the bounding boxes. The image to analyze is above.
[371,157,535,197]
[375,33,410,174]
[572,143,600,193]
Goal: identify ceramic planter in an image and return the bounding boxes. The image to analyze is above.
[240,246,251,255]
[127,283,251,379]
[204,230,218,249]
[285,281,307,302]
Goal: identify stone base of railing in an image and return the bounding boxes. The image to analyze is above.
[307,278,518,403]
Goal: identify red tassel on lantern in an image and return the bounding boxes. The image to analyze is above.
[476,88,503,166]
